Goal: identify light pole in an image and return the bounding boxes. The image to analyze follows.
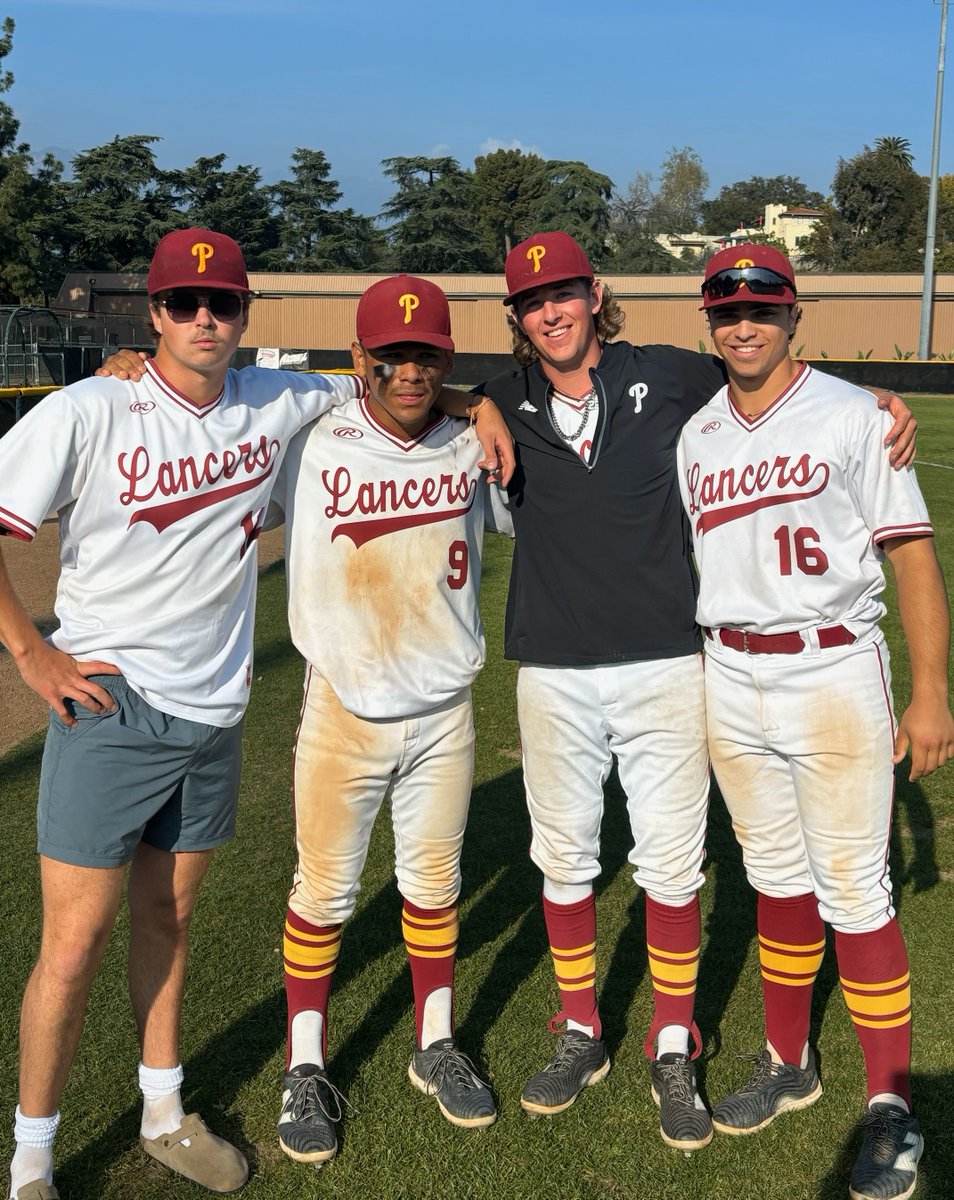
[919,0,949,360]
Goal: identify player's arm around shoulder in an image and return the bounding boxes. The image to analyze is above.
[439,386,515,487]
[883,533,954,780]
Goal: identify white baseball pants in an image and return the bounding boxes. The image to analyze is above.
[516,654,709,903]
[288,667,475,926]
[704,632,898,932]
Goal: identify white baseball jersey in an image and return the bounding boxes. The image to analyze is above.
[0,361,363,726]
[677,365,932,637]
[270,394,513,719]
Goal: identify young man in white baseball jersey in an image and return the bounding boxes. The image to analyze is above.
[268,275,512,1164]
[678,244,953,1200]
[476,232,917,1154]
[0,227,379,1200]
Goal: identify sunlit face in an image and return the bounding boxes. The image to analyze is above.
[511,278,603,374]
[351,341,454,439]
[707,302,799,391]
[150,290,248,382]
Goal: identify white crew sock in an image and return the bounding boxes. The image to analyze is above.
[289,1010,325,1070]
[656,1024,691,1058]
[420,987,453,1049]
[10,1107,59,1198]
[138,1062,187,1142]
[766,1039,810,1069]
[869,1091,910,1113]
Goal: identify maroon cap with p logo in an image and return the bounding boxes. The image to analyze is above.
[504,231,594,305]
[355,275,454,351]
[147,228,251,295]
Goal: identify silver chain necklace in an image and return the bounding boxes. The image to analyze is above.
[549,388,597,443]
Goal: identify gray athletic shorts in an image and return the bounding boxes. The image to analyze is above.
[37,675,244,868]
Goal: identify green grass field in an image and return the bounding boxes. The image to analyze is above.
[1,399,953,1200]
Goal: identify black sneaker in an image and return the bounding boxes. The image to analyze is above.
[277,1064,347,1163]
[520,1030,610,1116]
[849,1103,924,1200]
[408,1038,497,1129]
[712,1047,822,1135]
[650,1052,713,1151]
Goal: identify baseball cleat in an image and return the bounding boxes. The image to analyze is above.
[712,1047,822,1135]
[848,1103,924,1200]
[520,1029,610,1116]
[650,1052,713,1151]
[277,1064,347,1163]
[409,1038,497,1128]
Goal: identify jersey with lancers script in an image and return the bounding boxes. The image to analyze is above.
[270,394,513,720]
[0,361,363,726]
[676,364,933,637]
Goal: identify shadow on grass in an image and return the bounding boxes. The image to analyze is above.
[892,771,940,897]
[49,760,648,1195]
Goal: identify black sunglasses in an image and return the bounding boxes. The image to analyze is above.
[701,267,795,301]
[156,290,245,321]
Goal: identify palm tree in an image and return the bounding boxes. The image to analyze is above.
[874,137,915,170]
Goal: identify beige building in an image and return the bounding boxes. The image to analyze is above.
[657,203,824,263]
[54,267,954,365]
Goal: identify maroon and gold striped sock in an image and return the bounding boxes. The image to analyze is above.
[757,892,825,1066]
[542,893,601,1038]
[283,908,341,1068]
[835,920,912,1106]
[643,896,701,1057]
[402,900,459,1046]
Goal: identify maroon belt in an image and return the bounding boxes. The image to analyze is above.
[707,625,856,654]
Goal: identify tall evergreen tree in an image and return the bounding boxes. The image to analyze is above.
[0,18,64,302]
[526,160,614,267]
[265,148,383,271]
[380,156,489,272]
[473,148,548,267]
[56,134,173,272]
[165,154,278,267]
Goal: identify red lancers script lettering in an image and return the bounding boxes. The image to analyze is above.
[684,453,830,534]
[118,437,280,533]
[322,467,477,549]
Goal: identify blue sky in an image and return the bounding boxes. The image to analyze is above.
[6,0,953,220]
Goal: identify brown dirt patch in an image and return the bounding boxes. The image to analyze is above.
[0,525,286,758]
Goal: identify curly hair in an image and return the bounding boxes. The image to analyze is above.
[507,282,626,367]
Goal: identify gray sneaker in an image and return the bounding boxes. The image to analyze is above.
[650,1052,713,1151]
[409,1038,497,1128]
[278,1064,346,1163]
[520,1030,610,1116]
[849,1103,924,1200]
[712,1047,822,1135]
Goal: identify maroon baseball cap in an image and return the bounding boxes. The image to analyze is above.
[148,228,251,295]
[701,243,797,309]
[355,275,454,352]
[504,231,594,305]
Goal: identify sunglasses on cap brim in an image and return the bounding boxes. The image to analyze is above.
[156,290,246,321]
[701,267,796,302]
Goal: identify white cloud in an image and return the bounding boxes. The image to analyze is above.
[479,138,544,157]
